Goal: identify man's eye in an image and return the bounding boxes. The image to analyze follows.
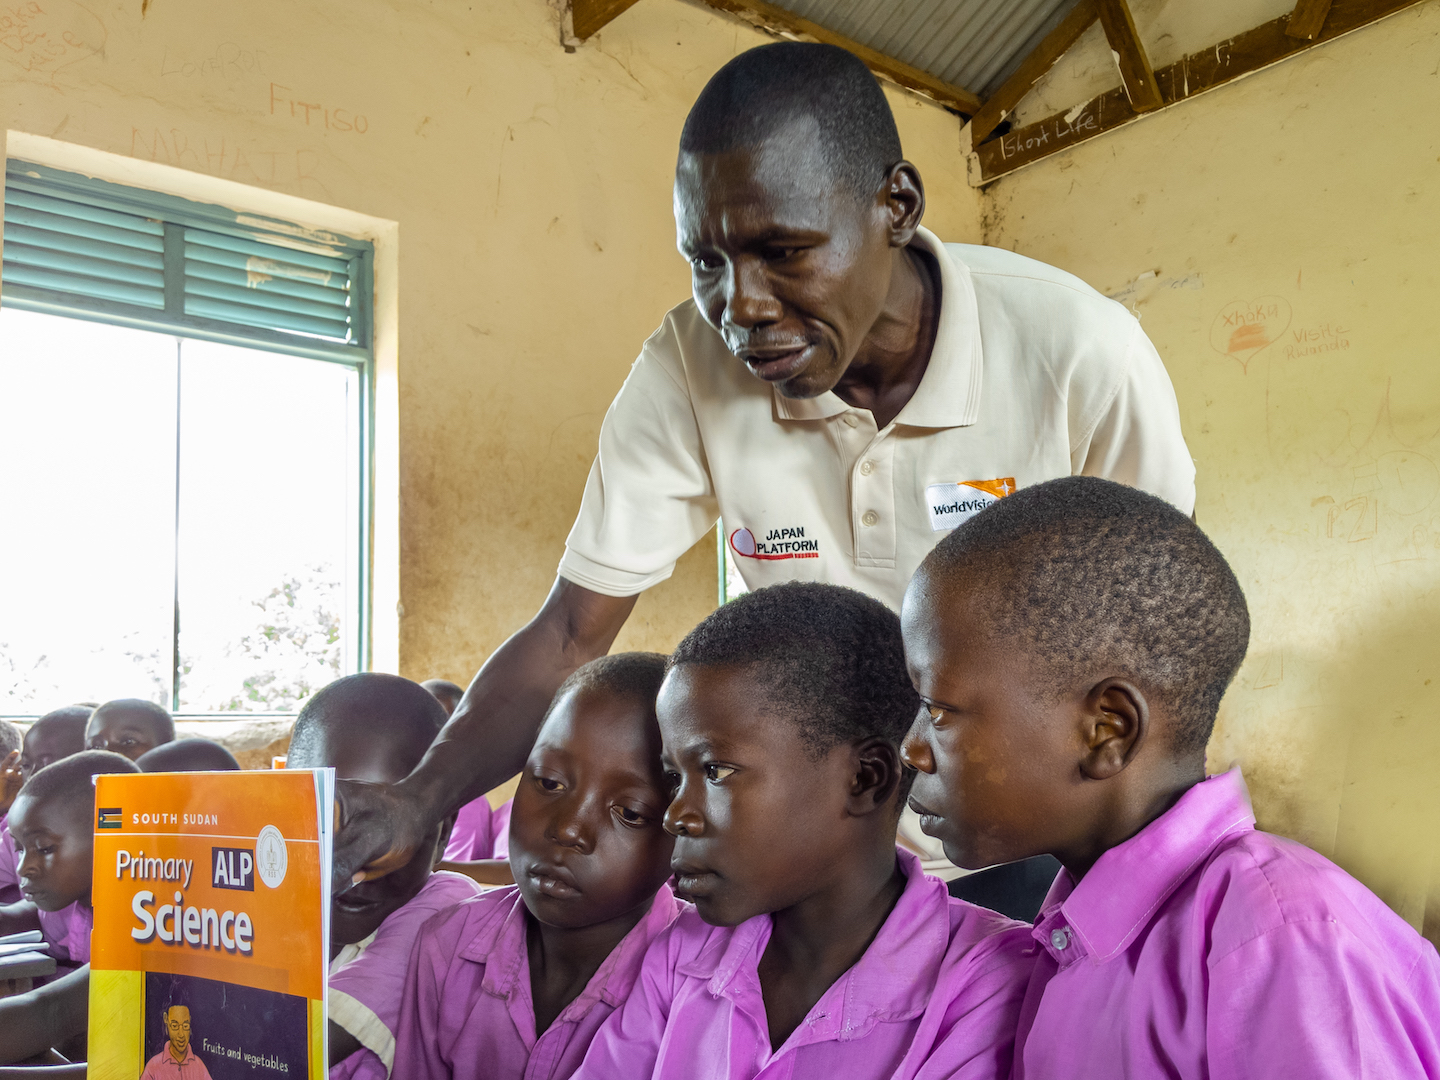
[690,254,722,271]
[703,764,735,783]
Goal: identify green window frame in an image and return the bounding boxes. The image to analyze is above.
[1,159,378,694]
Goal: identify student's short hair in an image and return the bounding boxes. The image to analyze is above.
[288,673,447,772]
[670,582,920,760]
[19,749,139,809]
[137,738,241,773]
[0,721,20,757]
[545,653,668,722]
[680,43,903,198]
[91,698,176,742]
[421,678,465,705]
[922,476,1250,756]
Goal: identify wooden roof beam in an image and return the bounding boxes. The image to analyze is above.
[1286,0,1336,39]
[968,0,1099,149]
[570,0,644,40]
[691,0,983,117]
[1096,0,1164,111]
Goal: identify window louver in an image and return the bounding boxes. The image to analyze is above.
[2,162,371,364]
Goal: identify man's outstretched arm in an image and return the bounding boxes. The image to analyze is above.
[332,577,637,887]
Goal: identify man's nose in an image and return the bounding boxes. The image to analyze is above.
[722,258,782,332]
[901,713,936,774]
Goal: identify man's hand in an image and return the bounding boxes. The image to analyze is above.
[0,752,22,816]
[331,779,433,889]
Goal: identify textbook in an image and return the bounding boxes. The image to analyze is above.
[88,769,334,1080]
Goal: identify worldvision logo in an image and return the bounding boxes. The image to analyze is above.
[925,478,1016,532]
[729,525,820,561]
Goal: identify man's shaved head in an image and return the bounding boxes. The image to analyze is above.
[137,738,241,773]
[288,673,446,778]
[680,42,902,198]
[915,477,1250,755]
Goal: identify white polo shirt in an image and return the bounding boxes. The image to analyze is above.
[559,227,1195,610]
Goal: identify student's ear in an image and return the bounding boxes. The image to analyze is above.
[1078,679,1149,781]
[430,814,456,870]
[846,737,903,816]
[881,161,926,246]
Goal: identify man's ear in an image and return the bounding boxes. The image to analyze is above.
[846,737,903,816]
[1079,679,1149,781]
[880,161,926,246]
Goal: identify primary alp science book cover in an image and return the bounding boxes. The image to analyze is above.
[88,769,334,1080]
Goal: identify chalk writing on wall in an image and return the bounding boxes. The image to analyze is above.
[0,0,105,82]
[161,43,269,83]
[1284,323,1350,361]
[269,82,367,134]
[129,126,328,198]
[1209,296,1291,372]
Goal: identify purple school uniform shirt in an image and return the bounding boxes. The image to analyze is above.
[393,882,683,1080]
[329,870,481,1080]
[37,900,91,964]
[0,819,20,904]
[573,848,1033,1080]
[444,797,513,862]
[1015,768,1440,1080]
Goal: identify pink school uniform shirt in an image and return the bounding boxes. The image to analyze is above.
[393,882,683,1080]
[444,797,513,862]
[0,819,21,903]
[37,900,91,965]
[1015,768,1440,1080]
[329,870,481,1080]
[573,848,1034,1080]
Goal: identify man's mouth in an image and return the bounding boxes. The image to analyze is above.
[333,892,381,915]
[741,344,812,382]
[907,795,945,835]
[527,863,581,900]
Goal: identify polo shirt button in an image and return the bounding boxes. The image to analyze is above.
[859,460,874,476]
[861,510,879,527]
[843,414,860,428]
[1050,927,1071,951]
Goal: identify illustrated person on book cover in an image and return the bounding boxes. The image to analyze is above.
[140,1005,213,1080]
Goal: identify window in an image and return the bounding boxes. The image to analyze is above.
[1,161,374,717]
[717,522,748,604]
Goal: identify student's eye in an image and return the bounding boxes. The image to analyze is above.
[690,253,722,271]
[703,763,736,783]
[535,776,565,793]
[764,245,800,262]
[614,806,647,826]
[925,704,945,722]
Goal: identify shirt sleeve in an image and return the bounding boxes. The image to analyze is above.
[570,921,681,1079]
[390,919,462,1080]
[911,926,1035,1080]
[558,315,720,597]
[1069,318,1196,516]
[1206,920,1440,1079]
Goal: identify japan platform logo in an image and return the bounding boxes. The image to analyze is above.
[729,525,820,561]
[925,478,1016,531]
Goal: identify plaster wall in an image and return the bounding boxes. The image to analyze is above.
[983,3,1440,943]
[0,0,976,686]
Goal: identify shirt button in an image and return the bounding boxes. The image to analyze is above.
[861,510,879,528]
[859,460,874,476]
[1050,927,1071,951]
[843,414,860,428]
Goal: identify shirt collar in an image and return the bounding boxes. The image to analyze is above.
[680,848,953,1041]
[162,1046,200,1065]
[464,885,682,1019]
[772,227,983,430]
[1038,768,1256,962]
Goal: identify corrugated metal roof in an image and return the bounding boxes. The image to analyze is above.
[775,0,1085,99]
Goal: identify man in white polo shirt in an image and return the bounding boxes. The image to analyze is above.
[332,42,1194,888]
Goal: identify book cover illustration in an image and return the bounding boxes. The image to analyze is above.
[88,769,334,1080]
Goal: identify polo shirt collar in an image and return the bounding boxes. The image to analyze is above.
[772,227,982,429]
[679,848,951,1042]
[466,885,680,1017]
[1038,769,1256,962]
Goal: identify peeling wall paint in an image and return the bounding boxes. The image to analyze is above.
[984,4,1440,946]
[0,0,976,694]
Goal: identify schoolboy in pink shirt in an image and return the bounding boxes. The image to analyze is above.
[285,673,483,1080]
[393,653,683,1080]
[574,584,1033,1080]
[901,476,1440,1079]
[0,706,89,907]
